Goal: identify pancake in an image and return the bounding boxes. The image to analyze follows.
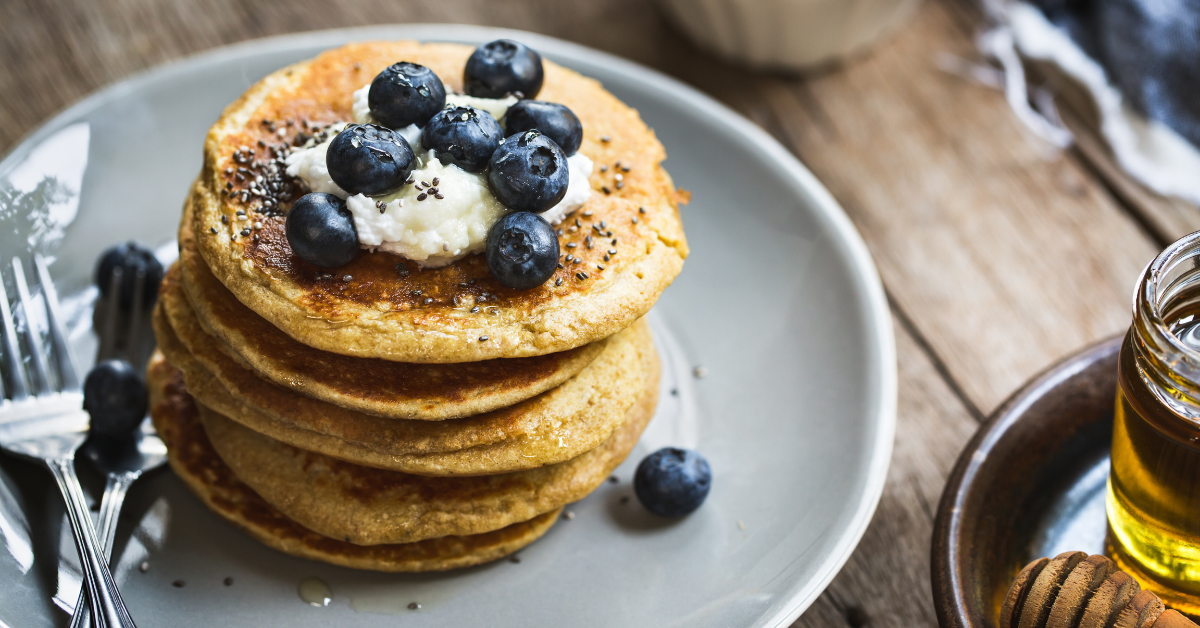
[192,41,688,363]
[155,283,657,476]
[188,358,657,545]
[147,353,559,572]
[176,211,605,419]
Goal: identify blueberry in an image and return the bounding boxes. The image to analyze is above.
[421,106,504,173]
[485,212,559,290]
[368,62,447,129]
[487,131,569,213]
[464,39,544,99]
[94,242,164,310]
[504,101,583,156]
[285,193,359,268]
[634,448,712,517]
[326,124,415,197]
[83,360,147,441]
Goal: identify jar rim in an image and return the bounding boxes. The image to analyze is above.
[1137,230,1200,362]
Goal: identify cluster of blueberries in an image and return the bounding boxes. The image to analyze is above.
[285,39,583,290]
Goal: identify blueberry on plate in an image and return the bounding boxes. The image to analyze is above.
[286,193,360,268]
[94,242,164,310]
[463,39,545,99]
[504,100,583,156]
[485,211,559,290]
[634,448,712,517]
[368,62,447,129]
[83,360,147,441]
[487,130,569,213]
[421,106,504,173]
[326,123,415,196]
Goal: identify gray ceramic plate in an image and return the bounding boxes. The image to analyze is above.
[0,25,895,628]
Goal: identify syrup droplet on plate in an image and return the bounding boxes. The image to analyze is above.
[298,577,332,607]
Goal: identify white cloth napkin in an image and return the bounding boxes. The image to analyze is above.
[982,1,1200,206]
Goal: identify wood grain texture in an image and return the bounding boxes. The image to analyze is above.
[627,0,1162,416]
[0,0,1173,625]
[677,0,1158,416]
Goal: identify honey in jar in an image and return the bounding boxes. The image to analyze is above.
[1108,231,1200,615]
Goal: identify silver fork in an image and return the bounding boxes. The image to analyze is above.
[0,255,137,628]
[67,264,166,628]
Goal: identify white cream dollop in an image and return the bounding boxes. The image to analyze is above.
[345,154,506,267]
[443,92,519,121]
[283,122,350,196]
[539,154,594,225]
[286,89,591,268]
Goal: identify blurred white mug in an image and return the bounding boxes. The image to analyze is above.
[655,0,923,71]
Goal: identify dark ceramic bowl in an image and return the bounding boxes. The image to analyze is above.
[932,336,1122,628]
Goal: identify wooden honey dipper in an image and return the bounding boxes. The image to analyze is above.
[1001,552,1195,628]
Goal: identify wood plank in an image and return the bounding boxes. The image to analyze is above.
[795,314,979,628]
[0,0,673,155]
[652,0,1158,414]
[1030,59,1200,244]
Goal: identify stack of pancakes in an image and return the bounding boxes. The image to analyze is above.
[148,42,688,571]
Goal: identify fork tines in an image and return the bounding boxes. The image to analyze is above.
[0,256,81,403]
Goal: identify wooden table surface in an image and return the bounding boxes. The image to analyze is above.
[2,0,1191,625]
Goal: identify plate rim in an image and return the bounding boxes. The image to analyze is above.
[0,25,897,628]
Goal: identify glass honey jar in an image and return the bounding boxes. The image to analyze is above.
[1109,231,1200,615]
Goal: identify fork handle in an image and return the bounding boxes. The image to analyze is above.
[46,457,137,628]
[69,473,136,628]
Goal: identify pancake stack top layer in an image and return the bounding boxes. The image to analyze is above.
[192,41,688,363]
[149,40,686,571]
